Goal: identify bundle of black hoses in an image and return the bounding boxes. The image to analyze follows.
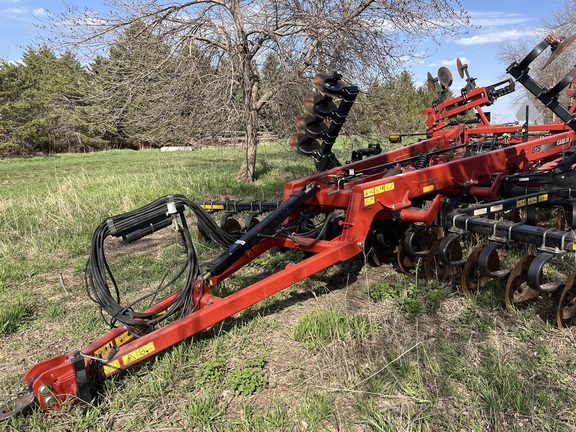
[85,194,242,332]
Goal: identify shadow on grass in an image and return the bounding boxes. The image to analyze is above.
[85,253,365,402]
[201,253,366,339]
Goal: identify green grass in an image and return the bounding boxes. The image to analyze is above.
[294,308,377,350]
[186,392,226,429]
[1,145,576,431]
[0,295,34,335]
[368,275,441,316]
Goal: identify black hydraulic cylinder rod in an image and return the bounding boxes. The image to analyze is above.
[205,186,319,278]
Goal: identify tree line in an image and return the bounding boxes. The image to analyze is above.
[0,36,436,157]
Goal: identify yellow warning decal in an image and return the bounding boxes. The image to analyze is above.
[94,331,133,357]
[527,197,538,205]
[364,196,375,206]
[538,194,548,202]
[115,331,132,347]
[103,360,121,376]
[364,183,393,201]
[516,199,526,207]
[200,204,225,210]
[94,342,114,357]
[573,243,576,251]
[423,185,434,194]
[122,341,156,366]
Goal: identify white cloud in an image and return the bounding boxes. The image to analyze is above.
[53,10,108,30]
[455,29,537,46]
[450,10,540,46]
[33,8,46,16]
[468,11,533,27]
[427,57,469,68]
[7,7,27,14]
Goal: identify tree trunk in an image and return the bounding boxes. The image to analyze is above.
[236,52,260,182]
[237,101,258,182]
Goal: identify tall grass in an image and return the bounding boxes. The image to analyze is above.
[0,144,308,280]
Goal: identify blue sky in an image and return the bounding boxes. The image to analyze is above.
[408,0,557,122]
[0,0,559,122]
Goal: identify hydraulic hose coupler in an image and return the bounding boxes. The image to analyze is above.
[166,199,180,231]
[201,272,213,287]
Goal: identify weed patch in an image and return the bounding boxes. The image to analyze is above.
[228,357,268,396]
[368,280,397,300]
[368,278,428,316]
[194,356,228,388]
[294,308,377,350]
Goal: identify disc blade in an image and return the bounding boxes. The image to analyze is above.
[456,58,466,79]
[438,67,453,89]
[427,72,436,91]
[313,72,346,95]
[542,33,576,70]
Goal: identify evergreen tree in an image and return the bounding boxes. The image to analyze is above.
[359,71,437,136]
[0,45,93,156]
[89,21,220,149]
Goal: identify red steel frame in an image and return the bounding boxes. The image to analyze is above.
[14,78,576,414]
[25,237,362,411]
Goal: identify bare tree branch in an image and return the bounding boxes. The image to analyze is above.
[44,0,470,181]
